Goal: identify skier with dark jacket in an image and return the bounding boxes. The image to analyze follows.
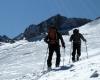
[44,26,65,69]
[70,29,86,62]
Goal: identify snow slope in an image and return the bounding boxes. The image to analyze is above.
[0,19,100,80]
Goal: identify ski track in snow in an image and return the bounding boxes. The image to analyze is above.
[0,19,100,80]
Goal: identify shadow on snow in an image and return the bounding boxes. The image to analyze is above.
[52,64,74,71]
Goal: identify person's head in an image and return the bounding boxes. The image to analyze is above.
[73,29,79,34]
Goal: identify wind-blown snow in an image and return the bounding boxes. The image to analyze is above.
[0,19,100,80]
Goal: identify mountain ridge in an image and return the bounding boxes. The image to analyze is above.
[0,14,92,42]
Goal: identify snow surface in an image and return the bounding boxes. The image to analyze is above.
[0,19,100,80]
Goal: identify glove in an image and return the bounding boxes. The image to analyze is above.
[62,44,65,48]
[84,39,87,42]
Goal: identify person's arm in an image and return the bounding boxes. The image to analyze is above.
[44,35,49,44]
[69,35,73,42]
[59,33,65,48]
[80,34,86,42]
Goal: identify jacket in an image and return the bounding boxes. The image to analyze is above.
[70,33,86,44]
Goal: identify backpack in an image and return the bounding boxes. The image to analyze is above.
[48,27,58,45]
[72,34,81,43]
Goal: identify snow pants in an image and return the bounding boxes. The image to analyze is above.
[47,46,60,68]
[72,43,81,61]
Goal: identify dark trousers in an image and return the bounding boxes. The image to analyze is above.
[72,43,81,61]
[47,46,60,68]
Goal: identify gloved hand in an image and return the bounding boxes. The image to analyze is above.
[84,39,87,42]
[62,44,65,48]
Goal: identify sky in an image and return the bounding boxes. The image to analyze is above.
[0,0,100,38]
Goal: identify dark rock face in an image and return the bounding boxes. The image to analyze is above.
[24,24,40,40]
[0,35,14,43]
[13,33,24,41]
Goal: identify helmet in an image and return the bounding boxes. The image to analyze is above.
[73,29,79,34]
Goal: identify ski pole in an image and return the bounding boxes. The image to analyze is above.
[63,48,66,66]
[85,42,88,59]
[42,47,48,71]
[69,42,72,63]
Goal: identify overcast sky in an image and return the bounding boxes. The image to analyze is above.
[0,0,100,38]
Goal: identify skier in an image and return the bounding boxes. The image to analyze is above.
[44,26,65,70]
[70,29,86,62]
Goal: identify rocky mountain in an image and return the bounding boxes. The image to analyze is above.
[13,33,24,41]
[22,14,92,41]
[0,35,14,43]
[24,24,40,40]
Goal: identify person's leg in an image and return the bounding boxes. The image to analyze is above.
[47,46,54,68]
[77,44,81,61]
[72,44,77,62]
[55,47,60,67]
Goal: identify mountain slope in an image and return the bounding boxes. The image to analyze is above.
[38,19,100,80]
[0,19,100,80]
